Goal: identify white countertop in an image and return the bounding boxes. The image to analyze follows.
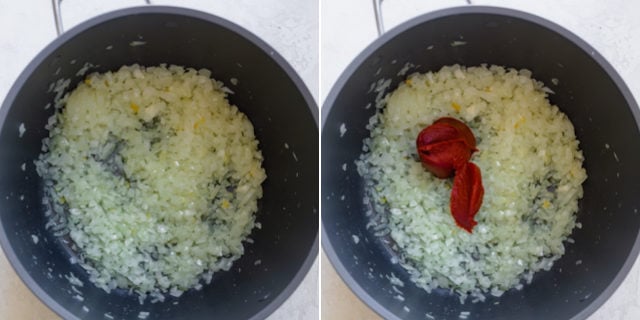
[0,0,318,319]
[321,0,640,319]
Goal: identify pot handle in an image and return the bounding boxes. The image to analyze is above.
[373,0,474,36]
[51,0,152,36]
[373,0,385,36]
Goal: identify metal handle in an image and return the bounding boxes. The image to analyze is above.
[52,0,63,35]
[373,0,384,36]
[373,0,474,36]
[51,0,152,36]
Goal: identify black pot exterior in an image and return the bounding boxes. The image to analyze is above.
[322,6,640,320]
[0,6,318,320]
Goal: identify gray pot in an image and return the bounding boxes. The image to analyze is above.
[322,6,640,320]
[0,6,318,320]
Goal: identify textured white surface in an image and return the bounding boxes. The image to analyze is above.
[321,0,640,319]
[0,0,318,319]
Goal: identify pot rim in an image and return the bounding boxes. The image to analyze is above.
[321,5,640,320]
[0,5,318,320]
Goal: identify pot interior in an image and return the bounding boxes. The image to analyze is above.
[0,7,318,320]
[322,8,640,320]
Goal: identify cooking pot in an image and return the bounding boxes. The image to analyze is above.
[322,6,640,320]
[0,6,318,320]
